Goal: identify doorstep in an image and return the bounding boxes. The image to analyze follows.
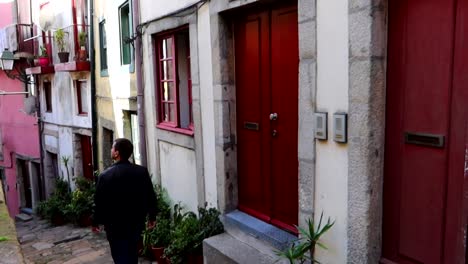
[203,210,296,264]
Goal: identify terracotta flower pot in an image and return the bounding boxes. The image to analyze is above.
[151,246,166,263]
[187,253,203,264]
[78,213,92,227]
[77,47,87,61]
[38,57,49,67]
[51,213,65,226]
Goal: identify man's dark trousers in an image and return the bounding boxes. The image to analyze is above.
[107,230,140,264]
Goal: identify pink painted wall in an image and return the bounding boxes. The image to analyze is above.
[0,76,40,217]
[0,2,13,27]
[0,0,40,217]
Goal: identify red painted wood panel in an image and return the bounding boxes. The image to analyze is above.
[443,0,468,262]
[236,11,271,218]
[235,4,299,232]
[270,6,299,232]
[80,135,93,180]
[383,0,468,263]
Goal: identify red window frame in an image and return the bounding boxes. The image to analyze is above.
[44,81,52,112]
[76,80,88,115]
[155,26,193,135]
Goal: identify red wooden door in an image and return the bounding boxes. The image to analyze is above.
[80,135,93,180]
[382,0,468,263]
[235,4,299,233]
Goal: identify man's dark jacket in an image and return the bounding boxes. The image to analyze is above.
[93,160,157,237]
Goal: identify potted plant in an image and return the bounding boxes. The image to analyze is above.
[38,46,49,67]
[275,212,335,264]
[150,217,171,263]
[65,177,95,226]
[77,31,87,61]
[55,28,69,63]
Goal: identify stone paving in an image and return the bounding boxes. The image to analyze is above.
[15,217,154,264]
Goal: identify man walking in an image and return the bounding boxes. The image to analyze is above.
[92,138,157,264]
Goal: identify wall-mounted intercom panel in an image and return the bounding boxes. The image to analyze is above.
[333,113,347,143]
[314,112,327,140]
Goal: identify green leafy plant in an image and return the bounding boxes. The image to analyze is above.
[275,212,335,264]
[34,178,71,225]
[164,212,199,264]
[155,185,171,220]
[164,205,224,264]
[55,28,67,52]
[40,46,48,57]
[151,217,171,248]
[65,177,95,226]
[78,31,87,47]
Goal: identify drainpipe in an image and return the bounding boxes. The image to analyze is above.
[132,0,147,167]
[89,0,98,177]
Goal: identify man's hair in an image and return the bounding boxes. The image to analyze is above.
[113,138,133,160]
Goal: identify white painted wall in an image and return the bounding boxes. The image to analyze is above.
[159,141,198,213]
[315,0,349,263]
[197,4,217,208]
[58,127,74,182]
[139,0,199,23]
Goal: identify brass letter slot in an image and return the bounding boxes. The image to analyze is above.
[244,122,259,131]
[404,132,444,148]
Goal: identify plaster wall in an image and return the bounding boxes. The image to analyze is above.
[0,2,13,26]
[0,71,39,217]
[140,0,199,23]
[315,0,349,262]
[159,141,198,213]
[140,2,205,211]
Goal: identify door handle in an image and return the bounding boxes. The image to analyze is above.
[270,113,278,121]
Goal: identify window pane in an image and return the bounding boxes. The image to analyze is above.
[162,37,173,58]
[162,81,175,101]
[99,21,108,71]
[169,103,176,122]
[119,2,131,65]
[161,60,174,80]
[44,82,52,112]
[162,103,176,122]
[78,81,88,114]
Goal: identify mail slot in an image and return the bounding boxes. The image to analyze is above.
[404,132,444,148]
[244,122,259,131]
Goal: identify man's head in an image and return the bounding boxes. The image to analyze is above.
[111,138,133,161]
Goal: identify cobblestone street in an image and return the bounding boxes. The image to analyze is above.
[15,217,154,264]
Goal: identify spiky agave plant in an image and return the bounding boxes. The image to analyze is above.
[297,212,335,263]
[275,212,334,263]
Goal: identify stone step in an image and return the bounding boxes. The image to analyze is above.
[203,232,276,264]
[204,211,294,264]
[15,213,33,222]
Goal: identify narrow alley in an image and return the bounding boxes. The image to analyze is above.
[15,217,154,264]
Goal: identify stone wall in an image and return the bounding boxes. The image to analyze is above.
[347,0,387,262]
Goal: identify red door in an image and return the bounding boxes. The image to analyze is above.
[235,4,299,233]
[80,135,93,180]
[382,0,468,263]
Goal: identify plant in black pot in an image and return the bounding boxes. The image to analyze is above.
[55,28,69,63]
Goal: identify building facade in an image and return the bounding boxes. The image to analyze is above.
[26,0,93,192]
[93,0,142,172]
[136,0,468,263]
[0,0,42,217]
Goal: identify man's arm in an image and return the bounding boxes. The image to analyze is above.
[92,173,107,227]
[144,169,157,222]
